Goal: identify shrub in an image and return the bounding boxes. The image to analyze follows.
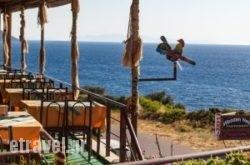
[139,97,161,113]
[160,108,186,123]
[162,95,174,105]
[176,124,192,132]
[174,103,186,109]
[82,86,105,95]
[144,91,165,102]
[175,152,250,165]
[144,91,174,105]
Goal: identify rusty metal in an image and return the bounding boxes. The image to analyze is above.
[123,110,144,161]
[139,62,177,81]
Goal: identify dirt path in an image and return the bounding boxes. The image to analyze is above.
[137,131,198,159]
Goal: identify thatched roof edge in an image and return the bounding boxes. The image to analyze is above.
[0,0,71,13]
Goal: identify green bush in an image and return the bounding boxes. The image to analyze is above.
[160,108,186,123]
[185,108,246,128]
[144,91,175,105]
[162,95,174,105]
[174,103,186,109]
[144,91,166,102]
[139,97,161,113]
[139,96,186,123]
[82,86,105,95]
[176,124,192,132]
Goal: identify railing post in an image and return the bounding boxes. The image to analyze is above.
[105,104,111,156]
[120,108,127,162]
[88,94,93,162]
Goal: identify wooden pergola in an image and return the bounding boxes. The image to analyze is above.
[0,0,71,12]
[0,0,141,138]
[0,0,143,163]
[1,0,141,127]
[0,0,80,99]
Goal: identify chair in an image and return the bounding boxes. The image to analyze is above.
[3,77,12,89]
[22,87,46,100]
[0,103,11,113]
[0,126,13,152]
[35,79,54,89]
[0,126,14,163]
[3,71,23,89]
[46,87,69,101]
[2,71,34,89]
[39,99,66,138]
[68,100,99,161]
[39,99,69,154]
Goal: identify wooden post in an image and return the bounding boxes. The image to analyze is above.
[7,12,11,68]
[3,12,12,69]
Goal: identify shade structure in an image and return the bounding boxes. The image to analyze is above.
[0,0,72,70]
[0,0,71,13]
[0,0,79,100]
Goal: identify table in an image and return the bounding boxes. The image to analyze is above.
[0,69,7,79]
[4,88,24,109]
[20,100,106,129]
[0,71,29,79]
[0,79,36,105]
[0,111,42,149]
[4,88,67,110]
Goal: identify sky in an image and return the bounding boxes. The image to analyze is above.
[8,0,250,45]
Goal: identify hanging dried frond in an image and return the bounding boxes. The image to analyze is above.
[37,0,48,27]
[122,0,143,68]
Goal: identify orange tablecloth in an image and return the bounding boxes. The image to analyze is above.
[20,100,106,129]
[0,78,33,89]
[4,88,24,108]
[0,111,42,149]
[0,80,36,104]
[4,88,67,109]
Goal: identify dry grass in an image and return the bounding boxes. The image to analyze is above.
[111,110,249,152]
[137,119,223,151]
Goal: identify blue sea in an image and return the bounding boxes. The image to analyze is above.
[8,41,250,111]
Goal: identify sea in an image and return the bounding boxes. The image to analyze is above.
[7,41,250,111]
